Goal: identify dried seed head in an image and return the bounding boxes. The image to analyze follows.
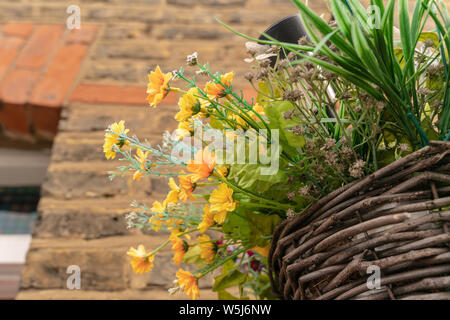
[291,125,305,136]
[341,146,353,159]
[186,52,198,66]
[298,185,311,196]
[321,70,337,80]
[256,68,269,80]
[324,150,338,166]
[286,209,296,218]
[244,72,254,81]
[431,99,442,108]
[323,138,336,150]
[398,143,411,153]
[424,39,435,48]
[298,36,309,46]
[339,92,352,100]
[269,45,281,54]
[282,90,303,101]
[283,110,295,120]
[290,66,302,82]
[277,58,289,70]
[349,160,365,178]
[426,64,444,77]
[287,191,296,200]
[300,69,315,80]
[287,51,297,61]
[375,101,386,112]
[259,59,271,68]
[417,87,435,95]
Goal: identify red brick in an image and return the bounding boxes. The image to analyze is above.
[14,25,64,70]
[69,84,179,106]
[0,103,31,138]
[0,69,40,105]
[3,23,34,38]
[66,25,99,44]
[29,44,88,107]
[30,105,61,140]
[0,37,24,81]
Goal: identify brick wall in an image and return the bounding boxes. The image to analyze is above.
[2,0,446,300]
[0,0,329,299]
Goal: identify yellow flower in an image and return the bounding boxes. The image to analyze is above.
[163,178,180,207]
[149,201,166,232]
[178,171,197,202]
[198,204,215,233]
[133,148,151,181]
[198,234,215,264]
[103,120,129,159]
[213,210,228,225]
[205,72,234,99]
[175,120,193,141]
[170,231,188,266]
[209,183,236,224]
[127,245,154,274]
[229,113,247,127]
[251,103,265,121]
[187,147,216,182]
[176,269,200,300]
[147,66,172,108]
[216,166,229,178]
[175,88,206,122]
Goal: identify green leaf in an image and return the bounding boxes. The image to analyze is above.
[227,163,286,193]
[182,245,207,268]
[246,212,281,247]
[419,32,440,48]
[217,290,247,300]
[222,212,252,243]
[213,263,249,292]
[263,101,305,149]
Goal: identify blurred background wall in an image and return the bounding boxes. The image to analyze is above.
[0,0,332,299]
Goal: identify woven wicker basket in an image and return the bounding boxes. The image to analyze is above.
[269,141,450,300]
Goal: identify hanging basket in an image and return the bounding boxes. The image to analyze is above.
[269,141,450,300]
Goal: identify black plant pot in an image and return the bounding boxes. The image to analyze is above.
[259,14,308,64]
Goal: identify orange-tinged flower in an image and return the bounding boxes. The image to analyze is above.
[205,72,234,99]
[133,148,151,181]
[127,245,154,274]
[209,183,236,224]
[198,234,215,264]
[175,88,206,122]
[170,231,188,266]
[187,147,216,182]
[178,171,197,202]
[176,269,200,300]
[147,66,172,108]
[163,178,180,207]
[198,204,215,233]
[103,120,129,159]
